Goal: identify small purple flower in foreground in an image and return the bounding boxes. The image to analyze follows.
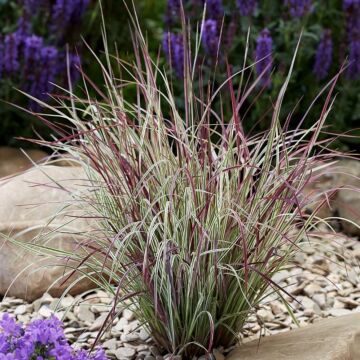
[236,0,257,16]
[202,19,220,57]
[206,0,224,19]
[255,29,273,87]
[313,30,333,80]
[0,314,107,360]
[285,0,312,18]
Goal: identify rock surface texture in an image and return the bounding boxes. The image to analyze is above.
[304,159,360,236]
[0,165,96,301]
[226,314,360,360]
[0,231,359,359]
[0,147,47,178]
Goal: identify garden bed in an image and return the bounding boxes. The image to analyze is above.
[1,230,359,360]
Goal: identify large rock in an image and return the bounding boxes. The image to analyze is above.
[303,159,360,236]
[0,147,47,178]
[335,160,360,236]
[227,314,360,360]
[0,165,97,301]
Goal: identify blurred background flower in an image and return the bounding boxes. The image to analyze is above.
[0,0,359,151]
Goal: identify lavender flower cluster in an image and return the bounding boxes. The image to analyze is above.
[344,0,360,77]
[0,314,107,360]
[313,30,333,80]
[255,29,273,87]
[284,0,312,18]
[162,0,360,84]
[0,0,89,107]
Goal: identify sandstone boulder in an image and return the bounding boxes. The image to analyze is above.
[335,160,360,236]
[303,159,360,236]
[0,147,47,178]
[0,165,97,301]
[227,314,360,360]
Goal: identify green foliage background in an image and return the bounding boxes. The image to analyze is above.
[0,0,165,147]
[0,0,359,150]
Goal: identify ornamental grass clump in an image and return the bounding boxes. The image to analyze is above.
[25,16,339,358]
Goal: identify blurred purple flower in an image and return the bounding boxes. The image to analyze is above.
[255,28,273,87]
[348,35,360,77]
[285,0,312,17]
[37,46,59,99]
[24,0,48,13]
[52,0,89,36]
[165,0,182,25]
[24,35,43,68]
[343,0,360,11]
[236,0,257,16]
[202,19,220,57]
[3,34,21,74]
[224,19,238,52]
[313,30,333,80]
[344,0,360,77]
[71,0,91,23]
[163,32,184,78]
[16,16,31,38]
[69,53,81,84]
[0,42,3,79]
[206,0,224,19]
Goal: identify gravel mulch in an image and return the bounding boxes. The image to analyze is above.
[1,230,359,360]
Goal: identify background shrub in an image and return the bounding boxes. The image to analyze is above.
[161,0,360,150]
[1,1,358,150]
[0,0,164,147]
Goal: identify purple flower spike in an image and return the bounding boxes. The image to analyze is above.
[163,32,184,78]
[343,0,360,11]
[24,35,43,65]
[206,0,224,19]
[166,0,182,25]
[172,34,185,78]
[71,0,91,23]
[52,0,89,36]
[38,46,59,97]
[24,0,48,13]
[3,34,21,74]
[23,35,44,86]
[69,53,82,84]
[348,35,360,78]
[255,28,273,87]
[16,16,31,38]
[285,0,312,18]
[313,30,333,80]
[344,0,360,77]
[202,19,220,57]
[236,0,257,16]
[0,43,3,79]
